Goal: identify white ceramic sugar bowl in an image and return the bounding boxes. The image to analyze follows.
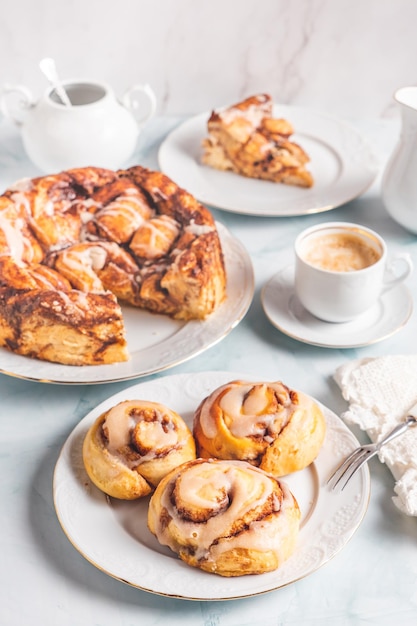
[0,80,157,172]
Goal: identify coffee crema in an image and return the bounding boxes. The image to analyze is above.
[301,232,381,272]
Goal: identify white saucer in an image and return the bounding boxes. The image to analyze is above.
[261,265,413,348]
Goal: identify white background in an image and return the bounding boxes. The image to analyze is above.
[1,0,417,119]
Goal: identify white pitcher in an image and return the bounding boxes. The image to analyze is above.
[0,80,157,172]
[382,86,417,234]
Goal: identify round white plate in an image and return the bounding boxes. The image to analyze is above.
[158,106,378,216]
[53,371,370,601]
[262,265,413,348]
[0,224,254,385]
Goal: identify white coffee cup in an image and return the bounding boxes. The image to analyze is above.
[294,222,413,323]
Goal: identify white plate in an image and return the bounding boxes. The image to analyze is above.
[158,106,378,216]
[53,371,370,601]
[0,224,254,384]
[262,265,413,348]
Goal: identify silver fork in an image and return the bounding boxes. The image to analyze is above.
[328,415,417,491]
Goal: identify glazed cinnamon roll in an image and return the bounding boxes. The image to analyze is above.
[147,458,300,576]
[193,380,326,476]
[82,400,196,499]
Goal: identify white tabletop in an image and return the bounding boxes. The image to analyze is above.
[1,115,417,626]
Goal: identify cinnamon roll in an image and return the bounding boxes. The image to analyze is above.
[147,458,300,576]
[82,400,196,499]
[193,380,326,476]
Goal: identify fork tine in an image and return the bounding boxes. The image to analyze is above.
[328,414,417,492]
[327,447,363,483]
[335,451,372,490]
[327,448,369,490]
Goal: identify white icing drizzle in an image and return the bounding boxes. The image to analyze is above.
[56,244,108,292]
[79,199,100,211]
[198,381,294,439]
[56,289,94,313]
[259,140,276,154]
[63,245,106,271]
[155,460,295,563]
[218,103,267,127]
[43,200,55,217]
[0,214,25,262]
[131,215,179,258]
[103,400,180,468]
[79,211,95,224]
[9,191,32,215]
[8,178,33,192]
[97,190,151,224]
[185,220,214,236]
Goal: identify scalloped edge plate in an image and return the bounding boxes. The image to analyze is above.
[0,223,254,384]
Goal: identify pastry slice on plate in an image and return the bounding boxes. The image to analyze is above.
[202,94,314,187]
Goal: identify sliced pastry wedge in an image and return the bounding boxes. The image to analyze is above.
[202,93,314,187]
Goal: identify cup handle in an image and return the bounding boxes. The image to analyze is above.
[382,252,413,293]
[0,83,35,126]
[121,83,157,126]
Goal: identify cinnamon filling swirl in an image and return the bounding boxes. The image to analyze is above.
[193,379,326,477]
[148,458,300,576]
[82,399,196,499]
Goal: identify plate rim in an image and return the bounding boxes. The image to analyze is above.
[261,265,413,348]
[0,223,254,385]
[53,370,371,601]
[158,105,378,217]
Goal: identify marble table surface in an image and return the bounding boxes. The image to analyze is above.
[1,114,417,626]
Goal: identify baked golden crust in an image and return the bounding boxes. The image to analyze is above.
[193,379,326,476]
[0,285,128,365]
[0,165,227,365]
[202,93,314,187]
[147,458,300,576]
[82,400,196,499]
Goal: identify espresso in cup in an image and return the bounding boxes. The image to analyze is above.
[300,230,381,272]
[294,222,413,323]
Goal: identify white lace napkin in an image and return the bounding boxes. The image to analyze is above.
[334,355,417,516]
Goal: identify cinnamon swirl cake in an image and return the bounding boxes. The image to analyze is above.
[0,166,226,365]
[202,94,314,187]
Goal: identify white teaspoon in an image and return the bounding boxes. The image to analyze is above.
[39,57,72,107]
